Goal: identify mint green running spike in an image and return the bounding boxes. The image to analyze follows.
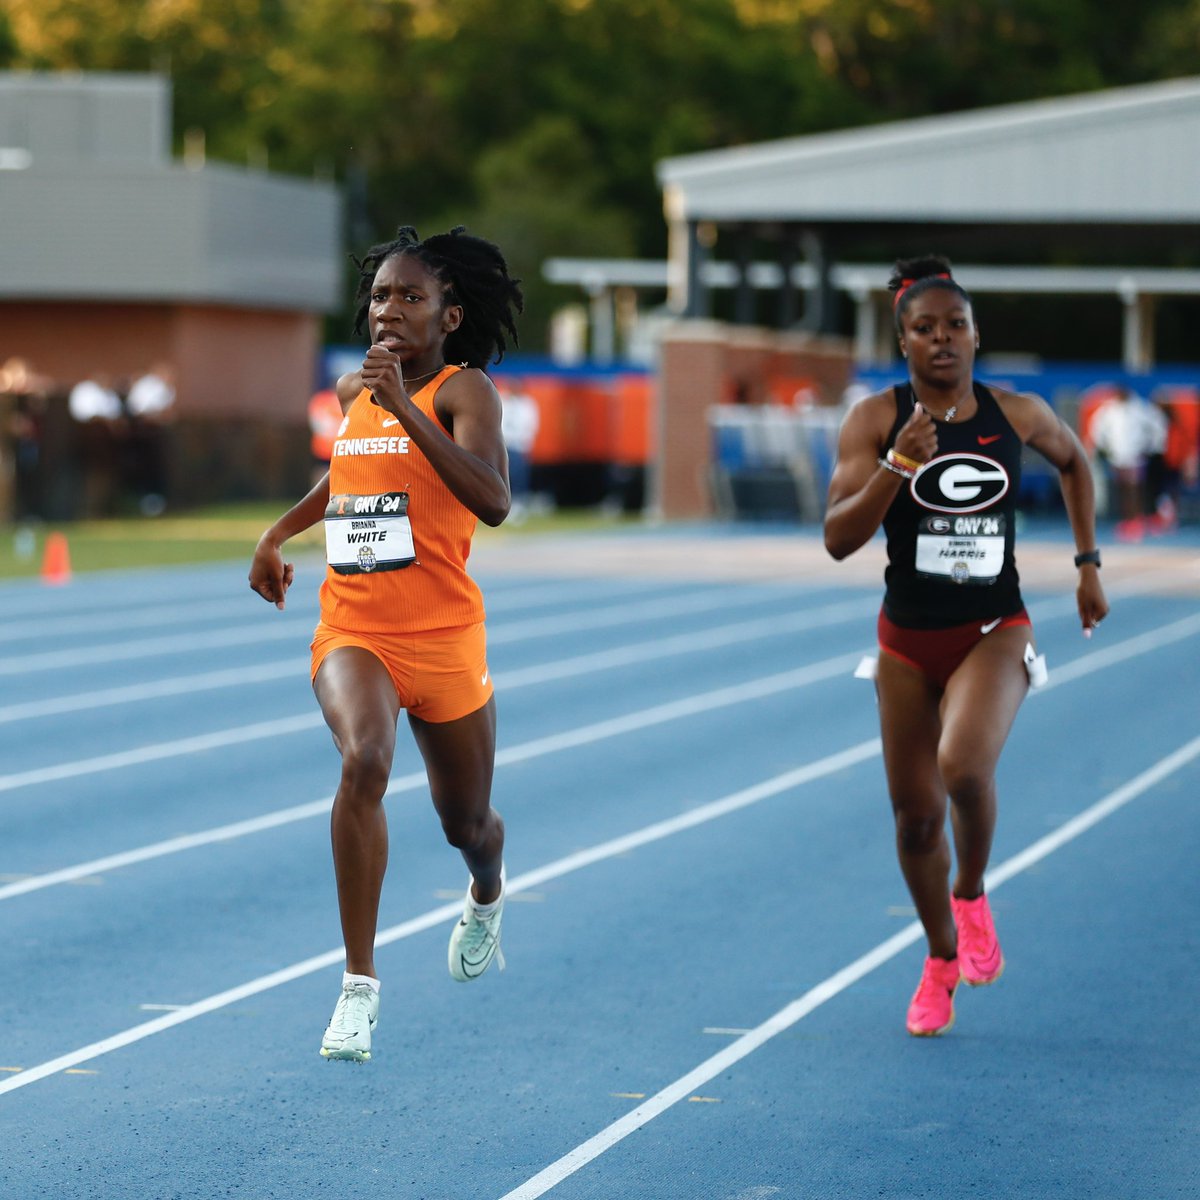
[320,982,379,1062]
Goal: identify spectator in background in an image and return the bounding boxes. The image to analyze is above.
[1089,384,1168,542]
[68,371,126,517]
[1,357,51,523]
[68,372,123,424]
[126,363,176,515]
[308,383,344,486]
[498,377,539,520]
[729,377,759,406]
[1145,388,1200,534]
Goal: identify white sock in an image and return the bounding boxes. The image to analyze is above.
[343,971,381,993]
[469,864,505,918]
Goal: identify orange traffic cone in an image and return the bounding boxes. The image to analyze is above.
[41,531,72,585]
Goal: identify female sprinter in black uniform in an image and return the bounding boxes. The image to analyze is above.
[824,256,1108,1036]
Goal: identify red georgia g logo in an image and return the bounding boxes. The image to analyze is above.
[911,453,1010,513]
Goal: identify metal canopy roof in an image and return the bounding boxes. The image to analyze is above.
[545,257,1200,298]
[542,257,1200,369]
[657,76,1200,226]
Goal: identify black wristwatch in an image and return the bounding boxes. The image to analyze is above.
[1074,549,1101,568]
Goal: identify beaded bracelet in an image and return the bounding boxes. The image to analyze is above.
[879,456,914,480]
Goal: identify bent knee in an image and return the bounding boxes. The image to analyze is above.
[440,813,492,852]
[894,810,945,856]
[938,758,992,807]
[337,740,393,800]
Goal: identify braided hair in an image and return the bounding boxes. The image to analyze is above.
[888,254,972,332]
[352,226,524,368]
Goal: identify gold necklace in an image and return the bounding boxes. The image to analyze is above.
[403,363,446,388]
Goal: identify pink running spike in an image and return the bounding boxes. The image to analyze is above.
[952,892,1005,986]
[906,955,960,1036]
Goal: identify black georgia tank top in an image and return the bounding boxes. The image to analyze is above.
[881,381,1025,629]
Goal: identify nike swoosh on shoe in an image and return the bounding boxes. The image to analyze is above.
[457,954,494,978]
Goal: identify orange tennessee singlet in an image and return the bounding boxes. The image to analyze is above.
[318,366,485,634]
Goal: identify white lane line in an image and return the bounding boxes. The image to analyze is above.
[492,655,862,766]
[0,655,865,899]
[0,740,882,1095]
[1018,566,1199,628]
[483,577,769,614]
[0,793,343,900]
[494,598,873,689]
[0,597,264,645]
[0,575,701,639]
[496,732,1200,1200]
[0,563,1172,722]
[0,577,249,624]
[6,604,1198,897]
[482,559,1185,662]
[0,661,304,725]
[0,714,324,795]
[0,563,1173,723]
[9,588,1170,795]
[1033,611,1200,691]
[0,655,860,801]
[0,620,307,675]
[0,583,784,677]
[983,735,1200,889]
[485,585,807,645]
[6,727,1198,1103]
[0,596,870,726]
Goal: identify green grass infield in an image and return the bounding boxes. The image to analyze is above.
[0,504,642,580]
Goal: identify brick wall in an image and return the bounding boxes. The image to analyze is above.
[656,321,853,518]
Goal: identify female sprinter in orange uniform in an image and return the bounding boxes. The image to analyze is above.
[249,226,522,1061]
[824,256,1108,1036]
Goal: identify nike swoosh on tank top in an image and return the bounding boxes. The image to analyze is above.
[318,366,486,634]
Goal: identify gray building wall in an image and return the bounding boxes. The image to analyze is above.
[0,71,170,165]
[2,163,342,309]
[0,72,342,311]
[0,72,346,518]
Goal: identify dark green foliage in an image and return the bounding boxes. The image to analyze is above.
[3,0,1194,347]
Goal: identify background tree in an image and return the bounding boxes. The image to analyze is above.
[1,0,1196,348]
[428,114,638,356]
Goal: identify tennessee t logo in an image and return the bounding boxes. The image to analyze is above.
[977,434,1002,445]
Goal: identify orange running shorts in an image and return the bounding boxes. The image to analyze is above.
[310,620,493,723]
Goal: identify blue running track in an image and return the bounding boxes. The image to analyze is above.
[1,521,1197,1199]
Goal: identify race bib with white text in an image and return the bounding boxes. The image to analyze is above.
[913,512,1006,584]
[324,491,416,574]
